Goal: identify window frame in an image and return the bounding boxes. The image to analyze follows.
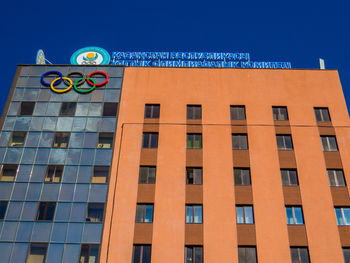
[236,205,254,224]
[321,136,338,151]
[272,106,289,121]
[286,206,304,225]
[230,105,246,120]
[44,165,63,183]
[139,166,156,184]
[234,168,251,186]
[144,104,160,119]
[314,107,331,122]
[276,134,293,150]
[59,102,77,116]
[186,204,203,224]
[232,134,248,150]
[281,169,299,186]
[135,204,154,223]
[187,105,202,120]
[142,132,158,149]
[52,132,70,148]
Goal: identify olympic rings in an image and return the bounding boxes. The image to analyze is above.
[40,71,109,94]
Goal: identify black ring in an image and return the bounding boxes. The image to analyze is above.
[64,72,85,86]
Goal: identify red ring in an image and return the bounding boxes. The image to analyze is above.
[86,71,109,86]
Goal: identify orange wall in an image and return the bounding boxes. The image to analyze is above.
[101,67,348,263]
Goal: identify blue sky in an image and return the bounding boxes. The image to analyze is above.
[0,0,349,111]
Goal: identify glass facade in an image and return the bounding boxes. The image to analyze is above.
[0,65,123,262]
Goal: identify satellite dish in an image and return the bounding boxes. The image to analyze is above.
[36,49,46,64]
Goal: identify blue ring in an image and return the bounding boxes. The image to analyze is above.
[41,71,63,86]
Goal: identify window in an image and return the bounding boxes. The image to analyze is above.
[281,169,298,186]
[44,165,63,183]
[186,167,202,185]
[186,205,203,223]
[187,134,202,149]
[79,244,99,263]
[232,134,248,150]
[276,135,293,150]
[145,104,160,118]
[343,248,350,263]
[185,246,203,263]
[236,206,254,224]
[59,102,76,116]
[0,201,8,219]
[238,246,257,263]
[234,168,251,186]
[230,106,246,120]
[187,105,202,120]
[273,106,288,121]
[328,169,346,187]
[97,133,113,148]
[136,204,154,223]
[92,166,109,183]
[26,243,48,263]
[290,247,310,263]
[53,132,70,148]
[103,102,118,116]
[9,131,26,146]
[321,136,338,151]
[86,203,105,222]
[286,206,304,225]
[0,164,17,181]
[314,107,331,122]
[139,166,156,184]
[142,133,158,148]
[19,102,35,116]
[132,245,151,263]
[36,202,56,221]
[335,207,350,225]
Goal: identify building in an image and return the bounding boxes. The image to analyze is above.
[0,63,350,263]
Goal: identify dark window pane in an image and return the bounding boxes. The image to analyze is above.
[232,134,248,150]
[20,102,35,116]
[290,247,310,263]
[27,243,48,263]
[142,244,152,263]
[314,107,331,122]
[230,106,246,120]
[60,102,77,116]
[187,134,202,149]
[0,201,8,219]
[281,169,298,186]
[133,245,151,263]
[86,203,104,222]
[37,202,56,221]
[343,248,350,263]
[187,105,202,120]
[139,166,156,184]
[9,131,27,147]
[45,165,63,183]
[276,135,293,150]
[53,132,70,148]
[103,103,118,116]
[273,106,288,121]
[185,246,193,263]
[186,167,202,185]
[142,133,158,148]
[1,164,18,181]
[79,244,99,263]
[321,136,338,151]
[97,133,113,148]
[238,246,257,263]
[92,166,109,183]
[144,104,160,118]
[234,168,251,186]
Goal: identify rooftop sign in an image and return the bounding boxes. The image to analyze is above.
[111,52,291,69]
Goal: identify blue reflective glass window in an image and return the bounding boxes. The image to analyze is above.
[51,223,68,243]
[38,132,54,147]
[0,221,18,241]
[62,166,78,183]
[78,93,92,102]
[11,183,28,200]
[80,149,95,165]
[0,148,6,163]
[86,118,102,132]
[49,149,67,164]
[31,222,52,242]
[7,102,20,116]
[74,184,89,202]
[16,165,32,182]
[0,132,11,146]
[72,118,87,132]
[107,77,122,88]
[16,222,33,242]
[56,117,73,131]
[3,117,16,131]
[69,133,84,148]
[14,117,31,131]
[66,149,81,165]
[42,117,57,131]
[0,243,12,263]
[62,244,80,263]
[94,149,112,165]
[6,201,23,220]
[10,243,28,263]
[104,90,119,102]
[4,148,23,163]
[91,90,105,102]
[88,103,103,117]
[66,223,83,243]
[46,102,61,116]
[21,148,37,164]
[29,117,44,131]
[21,202,38,221]
[83,133,98,148]
[82,223,103,243]
[38,89,51,101]
[40,184,60,201]
[0,183,14,200]
[61,91,78,101]
[46,244,64,263]
[54,203,71,221]
[76,103,89,116]
[59,184,75,201]
[25,183,42,201]
[286,206,304,225]
[89,184,107,202]
[35,148,50,164]
[13,88,25,100]
[100,118,116,132]
[23,89,39,100]
[30,165,46,182]
[77,166,93,183]
[33,102,48,115]
[70,203,86,222]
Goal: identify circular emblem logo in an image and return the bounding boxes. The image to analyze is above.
[70,47,111,65]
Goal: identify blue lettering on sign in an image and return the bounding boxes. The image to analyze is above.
[111,52,291,69]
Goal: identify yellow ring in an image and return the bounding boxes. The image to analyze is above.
[50,77,73,93]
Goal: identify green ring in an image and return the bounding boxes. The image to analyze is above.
[74,77,96,93]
